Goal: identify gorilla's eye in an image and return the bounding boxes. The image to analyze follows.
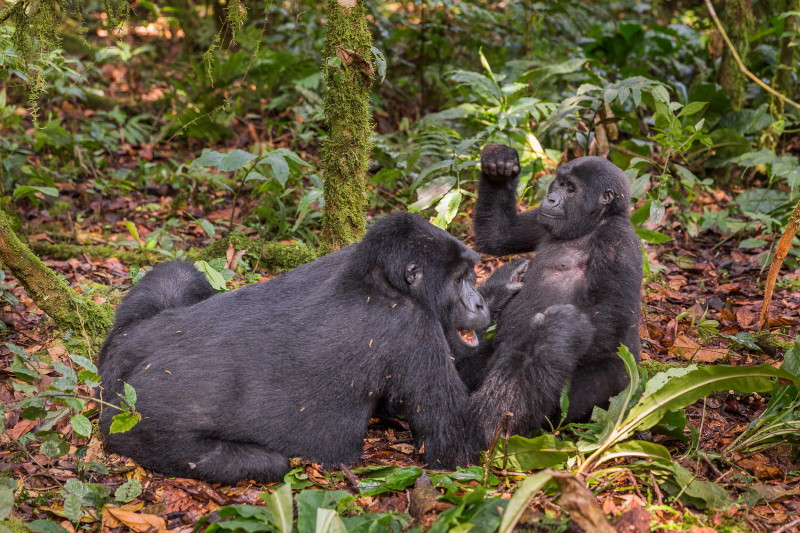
[566,183,576,194]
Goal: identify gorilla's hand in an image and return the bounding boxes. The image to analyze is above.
[480,258,529,318]
[480,144,520,183]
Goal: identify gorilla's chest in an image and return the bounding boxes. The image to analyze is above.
[516,242,590,308]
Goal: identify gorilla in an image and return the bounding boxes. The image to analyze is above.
[471,144,642,428]
[98,212,583,483]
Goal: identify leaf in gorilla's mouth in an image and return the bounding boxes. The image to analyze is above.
[458,329,479,347]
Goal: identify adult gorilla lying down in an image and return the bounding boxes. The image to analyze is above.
[99,212,581,484]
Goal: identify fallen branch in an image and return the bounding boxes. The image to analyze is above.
[758,198,800,330]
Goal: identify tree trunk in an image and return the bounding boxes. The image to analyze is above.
[320,0,373,252]
[717,0,754,110]
[772,0,799,114]
[0,209,113,340]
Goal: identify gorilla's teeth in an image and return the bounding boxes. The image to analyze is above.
[458,329,478,346]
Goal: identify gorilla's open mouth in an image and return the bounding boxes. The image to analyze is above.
[458,329,479,347]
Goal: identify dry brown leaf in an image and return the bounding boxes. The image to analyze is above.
[103,506,167,532]
[549,471,615,533]
[389,443,416,454]
[736,306,757,329]
[668,334,727,362]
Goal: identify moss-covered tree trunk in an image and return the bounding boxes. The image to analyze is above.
[716,0,754,110]
[0,209,113,339]
[320,0,373,252]
[772,0,798,114]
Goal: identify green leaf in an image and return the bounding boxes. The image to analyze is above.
[369,46,386,84]
[70,415,93,438]
[672,165,698,186]
[219,149,257,172]
[636,228,672,244]
[193,150,224,168]
[115,478,143,504]
[27,520,69,533]
[194,260,227,291]
[408,175,456,212]
[593,440,672,468]
[432,189,463,229]
[735,188,789,213]
[0,486,14,520]
[497,471,552,533]
[266,152,290,188]
[493,434,576,471]
[629,174,649,199]
[198,219,216,238]
[630,200,651,227]
[40,433,69,458]
[649,200,665,225]
[359,466,422,497]
[69,354,97,373]
[315,508,347,533]
[616,364,797,443]
[124,221,143,248]
[677,101,707,117]
[12,185,59,201]
[123,382,137,406]
[297,490,353,533]
[63,492,83,523]
[109,412,141,434]
[738,238,768,249]
[661,462,731,510]
[262,484,293,533]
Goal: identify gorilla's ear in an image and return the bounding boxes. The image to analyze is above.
[601,189,617,204]
[405,263,423,287]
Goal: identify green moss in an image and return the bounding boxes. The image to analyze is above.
[753,330,794,357]
[32,235,318,273]
[48,201,74,216]
[716,0,754,110]
[31,242,151,265]
[640,359,685,376]
[319,0,373,252]
[0,518,29,533]
[196,231,318,272]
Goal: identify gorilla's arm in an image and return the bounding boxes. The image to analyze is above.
[468,304,594,447]
[478,258,529,317]
[474,145,549,255]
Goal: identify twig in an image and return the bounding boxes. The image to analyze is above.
[624,468,644,501]
[705,0,800,111]
[482,411,513,485]
[758,198,800,330]
[648,471,663,506]
[700,453,723,478]
[339,463,358,488]
[775,518,800,533]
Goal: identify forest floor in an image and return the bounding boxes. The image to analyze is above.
[1,176,799,532]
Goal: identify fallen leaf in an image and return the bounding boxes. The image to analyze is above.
[103,506,167,532]
[668,334,727,362]
[549,471,615,533]
[736,306,757,329]
[389,443,416,455]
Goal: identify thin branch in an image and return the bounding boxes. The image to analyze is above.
[705,0,800,111]
[758,198,800,330]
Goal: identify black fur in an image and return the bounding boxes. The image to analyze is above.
[98,212,571,483]
[472,144,642,428]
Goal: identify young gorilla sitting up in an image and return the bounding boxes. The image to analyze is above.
[469,145,643,434]
[99,212,583,484]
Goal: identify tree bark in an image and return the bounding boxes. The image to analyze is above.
[320,0,373,252]
[0,209,113,339]
[716,0,754,110]
[772,0,799,114]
